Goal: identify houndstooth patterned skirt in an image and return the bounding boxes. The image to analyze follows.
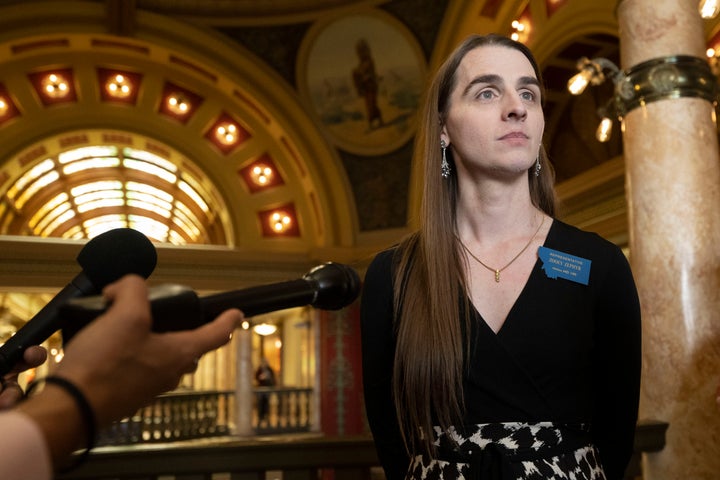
[407,422,606,480]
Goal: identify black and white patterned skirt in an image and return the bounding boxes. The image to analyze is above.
[407,422,606,480]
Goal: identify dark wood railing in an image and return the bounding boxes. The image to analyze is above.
[58,434,378,480]
[57,420,667,480]
[624,419,669,480]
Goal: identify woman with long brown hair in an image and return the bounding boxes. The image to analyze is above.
[361,34,641,480]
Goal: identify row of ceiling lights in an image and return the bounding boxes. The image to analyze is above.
[0,69,247,151]
[0,67,299,237]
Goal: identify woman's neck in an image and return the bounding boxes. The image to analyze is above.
[455,179,539,244]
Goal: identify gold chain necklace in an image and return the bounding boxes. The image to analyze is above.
[459,215,545,283]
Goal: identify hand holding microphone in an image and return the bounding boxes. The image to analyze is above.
[13,274,244,471]
[0,233,359,474]
[60,262,361,331]
[0,228,157,376]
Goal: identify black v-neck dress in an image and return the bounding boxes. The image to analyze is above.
[361,219,641,480]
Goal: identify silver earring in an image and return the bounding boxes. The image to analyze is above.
[440,139,451,178]
[534,155,542,177]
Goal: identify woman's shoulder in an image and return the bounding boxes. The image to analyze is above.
[546,219,633,287]
[548,219,624,258]
[365,245,399,283]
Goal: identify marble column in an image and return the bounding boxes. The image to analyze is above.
[234,325,254,436]
[616,1,720,478]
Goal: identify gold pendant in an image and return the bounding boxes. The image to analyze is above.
[494,270,500,282]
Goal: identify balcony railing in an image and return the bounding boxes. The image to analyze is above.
[97,387,313,446]
[255,386,314,434]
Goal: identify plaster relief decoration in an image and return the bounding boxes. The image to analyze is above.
[298,10,426,156]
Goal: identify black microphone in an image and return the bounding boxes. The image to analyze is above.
[0,228,157,376]
[60,262,361,332]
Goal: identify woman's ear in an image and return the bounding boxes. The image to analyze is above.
[440,128,449,147]
[440,122,450,145]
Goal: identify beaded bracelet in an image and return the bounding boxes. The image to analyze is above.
[26,375,97,473]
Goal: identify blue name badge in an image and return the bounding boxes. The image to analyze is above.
[538,246,591,285]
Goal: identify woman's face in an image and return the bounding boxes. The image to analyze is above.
[440,44,544,180]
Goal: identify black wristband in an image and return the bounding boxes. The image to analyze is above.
[26,375,97,473]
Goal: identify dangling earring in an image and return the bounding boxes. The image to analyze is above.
[440,139,451,178]
[534,154,542,177]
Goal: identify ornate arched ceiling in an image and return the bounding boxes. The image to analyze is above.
[1,0,720,277]
[0,0,358,253]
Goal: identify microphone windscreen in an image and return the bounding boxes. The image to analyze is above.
[62,228,157,345]
[305,263,361,310]
[76,227,157,286]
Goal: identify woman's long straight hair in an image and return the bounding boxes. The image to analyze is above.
[391,34,557,457]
